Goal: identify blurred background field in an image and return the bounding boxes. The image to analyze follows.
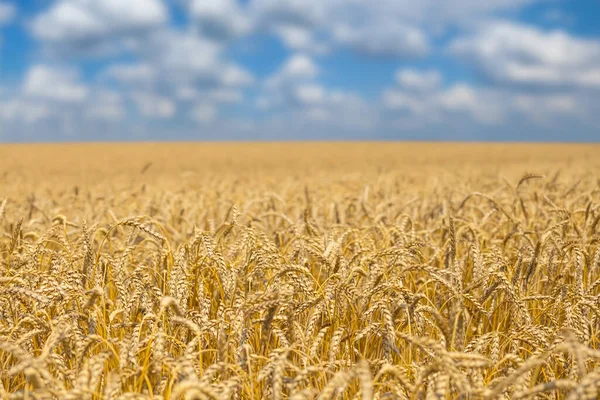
[2,142,598,185]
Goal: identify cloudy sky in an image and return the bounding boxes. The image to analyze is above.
[0,0,599,142]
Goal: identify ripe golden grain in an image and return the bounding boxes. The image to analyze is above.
[0,142,599,399]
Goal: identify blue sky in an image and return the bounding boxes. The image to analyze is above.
[1,0,599,142]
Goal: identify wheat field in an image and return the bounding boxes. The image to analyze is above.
[1,142,599,399]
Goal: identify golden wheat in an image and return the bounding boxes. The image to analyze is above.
[0,142,599,399]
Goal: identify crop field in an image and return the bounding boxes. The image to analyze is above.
[1,142,600,400]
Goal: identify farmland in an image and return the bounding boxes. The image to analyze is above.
[1,142,599,399]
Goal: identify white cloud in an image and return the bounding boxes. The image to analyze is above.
[0,2,16,25]
[0,2,16,47]
[1,74,126,130]
[176,86,243,104]
[24,65,88,103]
[183,0,251,39]
[102,29,254,111]
[382,70,589,129]
[253,1,429,57]
[382,90,428,114]
[130,29,253,88]
[131,92,176,119]
[274,25,310,48]
[293,83,325,105]
[221,65,254,86]
[436,84,503,124]
[252,0,327,28]
[104,63,157,86]
[333,22,428,58]
[296,89,378,130]
[257,51,379,131]
[86,90,125,121]
[0,99,51,124]
[273,25,328,54]
[258,54,322,112]
[328,91,363,107]
[396,69,442,92]
[513,93,581,124]
[30,0,168,44]
[281,54,318,77]
[250,0,539,57]
[86,104,124,121]
[437,84,476,110]
[208,88,243,103]
[149,30,221,76]
[175,86,199,101]
[451,21,600,88]
[383,82,505,125]
[95,28,254,127]
[258,56,378,131]
[6,0,599,141]
[265,54,318,89]
[255,96,272,110]
[302,107,330,121]
[191,103,218,123]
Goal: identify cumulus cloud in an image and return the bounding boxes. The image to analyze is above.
[191,103,218,123]
[86,90,125,121]
[100,28,253,122]
[29,0,168,56]
[265,54,318,89]
[24,65,88,103]
[0,1,16,46]
[1,82,124,132]
[221,65,254,87]
[293,83,325,106]
[279,54,318,78]
[0,2,15,25]
[183,0,251,40]
[451,21,600,88]
[258,54,323,112]
[273,25,328,54]
[512,93,582,125]
[175,86,243,104]
[104,63,158,86]
[0,99,51,124]
[396,69,442,92]
[437,84,504,124]
[4,0,599,140]
[383,76,505,125]
[252,0,327,28]
[383,71,588,130]
[382,90,428,115]
[257,52,377,131]
[250,0,540,57]
[332,22,428,58]
[208,88,243,104]
[245,1,332,54]
[253,1,429,57]
[252,0,537,32]
[293,89,379,131]
[31,0,167,41]
[96,27,254,128]
[105,29,253,89]
[145,30,221,77]
[131,91,176,119]
[255,96,272,111]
